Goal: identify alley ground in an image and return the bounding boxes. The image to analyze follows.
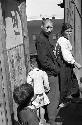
[12,98,82,125]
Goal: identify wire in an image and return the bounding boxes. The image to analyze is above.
[71,0,82,18]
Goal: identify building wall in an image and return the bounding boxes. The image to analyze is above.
[0,0,30,124]
[65,0,82,79]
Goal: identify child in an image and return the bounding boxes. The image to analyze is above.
[27,58,50,125]
[13,83,39,125]
[54,23,82,107]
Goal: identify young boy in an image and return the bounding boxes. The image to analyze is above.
[13,83,39,125]
[27,58,50,125]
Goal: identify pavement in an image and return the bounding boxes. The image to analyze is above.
[12,98,82,125]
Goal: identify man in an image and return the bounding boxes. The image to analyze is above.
[35,18,60,125]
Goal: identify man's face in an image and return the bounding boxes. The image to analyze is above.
[43,20,53,35]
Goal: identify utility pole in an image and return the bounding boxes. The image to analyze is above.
[64,0,82,79]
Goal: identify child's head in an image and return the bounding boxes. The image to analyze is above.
[30,58,38,70]
[13,83,34,107]
[61,23,73,39]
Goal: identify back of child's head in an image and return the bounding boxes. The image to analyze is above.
[30,58,38,69]
[13,83,34,107]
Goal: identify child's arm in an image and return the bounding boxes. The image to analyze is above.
[61,45,75,64]
[27,73,33,85]
[74,62,82,69]
[57,37,75,64]
[58,38,82,68]
[43,71,50,92]
[31,94,37,102]
[62,47,82,69]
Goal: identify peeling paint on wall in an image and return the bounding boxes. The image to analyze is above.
[5,10,23,49]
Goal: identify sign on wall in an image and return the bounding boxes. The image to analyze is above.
[5,10,23,49]
[7,44,26,88]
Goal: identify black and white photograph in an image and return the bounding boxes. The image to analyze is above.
[0,0,82,125]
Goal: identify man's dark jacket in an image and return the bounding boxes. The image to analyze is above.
[35,30,60,76]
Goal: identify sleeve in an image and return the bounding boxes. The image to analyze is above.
[36,37,60,74]
[42,71,50,92]
[58,38,75,64]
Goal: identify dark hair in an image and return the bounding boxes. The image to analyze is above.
[30,58,37,65]
[61,23,73,35]
[13,83,34,107]
[30,58,38,68]
[42,18,52,26]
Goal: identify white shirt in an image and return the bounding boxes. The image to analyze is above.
[56,36,75,64]
[27,68,50,108]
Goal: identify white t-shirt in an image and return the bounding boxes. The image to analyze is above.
[56,36,75,64]
[27,68,50,108]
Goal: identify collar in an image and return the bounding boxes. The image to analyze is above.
[33,68,40,71]
[41,30,49,39]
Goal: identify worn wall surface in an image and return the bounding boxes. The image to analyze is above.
[0,2,12,125]
[5,0,30,122]
[65,0,82,79]
[0,0,30,124]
